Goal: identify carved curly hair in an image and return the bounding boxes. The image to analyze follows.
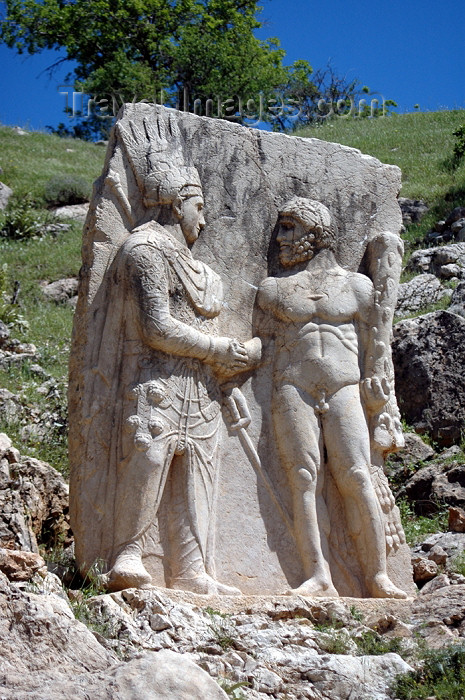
[278,197,337,252]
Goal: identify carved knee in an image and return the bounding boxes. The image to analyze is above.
[341,465,370,496]
[294,464,318,491]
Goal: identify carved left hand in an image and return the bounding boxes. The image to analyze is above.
[223,387,251,430]
[360,376,390,412]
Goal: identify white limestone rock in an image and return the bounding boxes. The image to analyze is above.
[69,104,412,598]
[396,273,450,317]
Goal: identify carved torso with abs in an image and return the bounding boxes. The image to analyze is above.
[257,265,374,398]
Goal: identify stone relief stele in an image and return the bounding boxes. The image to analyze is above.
[69,104,415,598]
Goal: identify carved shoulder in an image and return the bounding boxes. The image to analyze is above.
[257,276,278,312]
[350,271,375,317]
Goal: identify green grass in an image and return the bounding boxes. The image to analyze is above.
[398,499,449,546]
[353,631,404,657]
[392,644,465,699]
[0,126,97,474]
[298,111,465,249]
[297,110,465,202]
[0,228,81,378]
[0,126,104,204]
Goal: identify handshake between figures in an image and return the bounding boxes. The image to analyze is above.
[205,336,262,379]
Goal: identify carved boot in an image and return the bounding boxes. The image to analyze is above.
[106,544,152,592]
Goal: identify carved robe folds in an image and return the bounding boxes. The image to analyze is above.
[73,222,224,583]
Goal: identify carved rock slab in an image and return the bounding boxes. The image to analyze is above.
[69,104,413,597]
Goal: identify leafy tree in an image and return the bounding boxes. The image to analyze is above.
[1,0,380,136]
[1,0,289,133]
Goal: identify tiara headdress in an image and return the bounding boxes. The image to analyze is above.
[116,113,202,206]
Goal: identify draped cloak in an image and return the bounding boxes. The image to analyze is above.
[70,221,225,575]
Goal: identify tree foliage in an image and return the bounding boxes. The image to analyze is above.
[2,1,286,117]
[1,0,373,136]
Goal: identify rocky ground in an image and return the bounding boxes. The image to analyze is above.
[1,431,465,699]
[1,199,465,698]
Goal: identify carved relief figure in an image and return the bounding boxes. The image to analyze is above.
[70,116,259,594]
[256,197,407,598]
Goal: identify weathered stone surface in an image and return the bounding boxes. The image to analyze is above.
[387,432,435,469]
[10,573,465,700]
[69,104,411,599]
[403,458,465,513]
[0,434,70,552]
[414,620,460,649]
[449,505,465,532]
[439,262,461,279]
[420,573,450,595]
[303,654,412,700]
[0,181,12,210]
[412,557,438,583]
[427,544,448,566]
[393,310,465,445]
[455,226,465,242]
[0,320,10,346]
[53,202,89,221]
[398,197,428,226]
[445,206,465,229]
[411,583,465,628]
[406,242,465,276]
[0,574,232,700]
[0,571,117,695]
[451,218,465,234]
[395,273,448,317]
[40,277,78,304]
[1,577,432,700]
[108,651,229,700]
[449,279,465,317]
[0,548,45,580]
[413,532,465,563]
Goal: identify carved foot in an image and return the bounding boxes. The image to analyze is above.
[171,573,241,596]
[106,553,152,592]
[285,578,339,598]
[369,573,408,599]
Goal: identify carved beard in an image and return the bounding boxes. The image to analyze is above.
[279,231,317,267]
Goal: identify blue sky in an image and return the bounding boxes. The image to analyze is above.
[0,0,464,131]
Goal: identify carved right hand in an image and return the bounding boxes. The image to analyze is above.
[207,336,262,378]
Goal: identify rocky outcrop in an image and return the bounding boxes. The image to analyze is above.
[398,198,428,226]
[392,310,465,446]
[52,202,89,221]
[0,435,464,699]
[0,548,45,581]
[0,434,70,552]
[423,206,465,245]
[395,273,450,317]
[0,322,37,366]
[388,433,435,469]
[406,242,465,277]
[449,280,465,317]
[40,277,78,305]
[403,458,465,513]
[0,181,13,210]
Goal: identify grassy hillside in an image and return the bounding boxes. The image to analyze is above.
[297,110,465,247]
[0,112,464,472]
[0,128,105,364]
[0,126,105,202]
[0,128,105,470]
